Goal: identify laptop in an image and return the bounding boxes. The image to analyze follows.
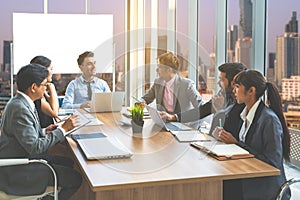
[146,105,192,131]
[72,133,133,160]
[85,92,125,113]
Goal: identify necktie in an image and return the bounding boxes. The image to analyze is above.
[34,107,40,123]
[87,82,92,100]
[163,85,173,113]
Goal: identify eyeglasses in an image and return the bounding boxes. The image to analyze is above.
[39,82,51,87]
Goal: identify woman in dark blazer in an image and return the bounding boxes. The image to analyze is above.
[213,70,290,200]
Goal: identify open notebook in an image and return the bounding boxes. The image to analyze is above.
[191,142,254,160]
[72,133,132,160]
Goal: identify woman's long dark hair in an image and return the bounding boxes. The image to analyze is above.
[234,70,290,161]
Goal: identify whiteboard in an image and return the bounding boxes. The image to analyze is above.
[13,13,113,74]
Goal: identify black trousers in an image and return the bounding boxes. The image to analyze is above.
[31,153,82,200]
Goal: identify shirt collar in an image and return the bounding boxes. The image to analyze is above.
[18,91,35,111]
[240,99,261,124]
[79,75,95,83]
[165,74,177,89]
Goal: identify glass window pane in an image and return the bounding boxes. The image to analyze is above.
[228,0,253,69]
[267,0,300,128]
[199,0,216,100]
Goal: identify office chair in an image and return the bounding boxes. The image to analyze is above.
[0,158,58,200]
[276,178,300,200]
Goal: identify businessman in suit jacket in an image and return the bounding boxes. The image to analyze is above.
[0,64,82,199]
[142,52,203,119]
[160,62,247,128]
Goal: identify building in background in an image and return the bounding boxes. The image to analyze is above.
[275,11,299,88]
[2,41,12,73]
[267,52,276,83]
[227,25,238,62]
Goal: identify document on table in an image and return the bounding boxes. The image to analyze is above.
[82,113,104,126]
[170,130,211,142]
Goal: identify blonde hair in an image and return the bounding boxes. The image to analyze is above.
[157,52,179,71]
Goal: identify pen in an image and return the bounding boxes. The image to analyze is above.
[218,119,222,138]
[219,118,222,128]
[131,96,141,103]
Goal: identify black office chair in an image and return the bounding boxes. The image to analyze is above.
[0,158,58,200]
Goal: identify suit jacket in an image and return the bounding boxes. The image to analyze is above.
[208,102,245,137]
[236,101,289,200]
[142,75,203,114]
[0,93,65,195]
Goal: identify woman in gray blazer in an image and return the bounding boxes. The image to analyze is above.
[213,70,290,200]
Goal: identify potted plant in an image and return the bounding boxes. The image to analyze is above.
[130,102,144,133]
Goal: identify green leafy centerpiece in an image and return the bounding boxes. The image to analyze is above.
[130,102,145,133]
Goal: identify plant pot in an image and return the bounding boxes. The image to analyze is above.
[131,120,144,133]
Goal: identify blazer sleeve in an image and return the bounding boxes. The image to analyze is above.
[178,100,212,122]
[142,79,161,105]
[237,113,283,169]
[185,80,203,108]
[13,106,65,155]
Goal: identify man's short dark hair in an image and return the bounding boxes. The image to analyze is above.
[16,64,49,92]
[218,62,247,84]
[77,51,94,65]
[30,56,51,68]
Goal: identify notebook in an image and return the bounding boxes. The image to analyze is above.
[84,92,125,113]
[191,142,254,160]
[72,133,133,160]
[170,130,211,142]
[146,105,192,131]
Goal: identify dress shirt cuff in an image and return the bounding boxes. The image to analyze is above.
[175,113,181,122]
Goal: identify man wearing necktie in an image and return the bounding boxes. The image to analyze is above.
[142,52,204,121]
[0,64,82,199]
[62,51,111,109]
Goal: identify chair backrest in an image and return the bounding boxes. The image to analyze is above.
[289,128,300,168]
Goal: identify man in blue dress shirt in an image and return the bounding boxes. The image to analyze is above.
[62,51,111,109]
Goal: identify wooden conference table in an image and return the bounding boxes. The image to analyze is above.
[66,109,280,200]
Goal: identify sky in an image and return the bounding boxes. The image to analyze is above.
[0,0,299,67]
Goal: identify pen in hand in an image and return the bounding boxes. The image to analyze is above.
[218,118,223,138]
[131,96,141,103]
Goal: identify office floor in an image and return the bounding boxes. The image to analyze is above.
[283,162,300,199]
